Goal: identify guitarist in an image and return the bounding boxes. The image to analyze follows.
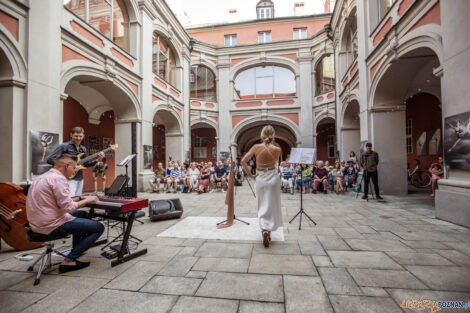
[47,126,104,196]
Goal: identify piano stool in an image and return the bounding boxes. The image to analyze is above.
[26,230,69,286]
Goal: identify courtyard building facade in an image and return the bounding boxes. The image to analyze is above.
[0,0,469,226]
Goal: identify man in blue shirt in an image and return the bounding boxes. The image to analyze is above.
[214,161,227,191]
[166,163,182,193]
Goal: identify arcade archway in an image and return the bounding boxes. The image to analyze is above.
[316,117,336,163]
[341,100,360,160]
[371,46,442,195]
[191,122,217,163]
[152,109,183,166]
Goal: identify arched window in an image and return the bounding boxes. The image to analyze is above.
[339,10,358,76]
[153,33,176,85]
[64,0,129,52]
[234,66,296,99]
[190,65,216,101]
[315,55,335,95]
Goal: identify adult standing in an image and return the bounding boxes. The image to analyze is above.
[47,127,104,196]
[360,143,383,200]
[241,125,282,248]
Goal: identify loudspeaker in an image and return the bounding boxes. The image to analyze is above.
[106,175,129,196]
[149,198,183,221]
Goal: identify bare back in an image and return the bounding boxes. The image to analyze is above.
[241,143,282,173]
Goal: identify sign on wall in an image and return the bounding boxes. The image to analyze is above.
[88,136,100,155]
[428,128,442,155]
[30,130,59,175]
[444,111,470,171]
[103,137,114,159]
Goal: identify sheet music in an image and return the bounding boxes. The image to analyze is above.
[118,154,136,167]
[288,148,316,164]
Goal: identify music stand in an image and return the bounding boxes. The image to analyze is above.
[117,154,136,197]
[287,148,317,230]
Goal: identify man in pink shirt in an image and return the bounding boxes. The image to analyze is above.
[26,154,104,273]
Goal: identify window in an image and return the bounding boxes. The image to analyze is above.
[190,65,216,101]
[259,7,272,19]
[378,0,395,22]
[315,54,335,95]
[224,34,237,47]
[328,135,336,158]
[258,31,271,44]
[152,33,176,85]
[406,118,413,154]
[234,66,296,99]
[341,12,357,74]
[193,137,207,158]
[293,28,307,40]
[64,0,129,52]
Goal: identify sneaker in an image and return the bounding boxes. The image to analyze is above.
[150,190,157,193]
[290,191,294,195]
[362,195,368,200]
[156,190,160,194]
[376,195,384,200]
[166,191,171,193]
[59,260,90,273]
[312,190,317,194]
[209,189,215,193]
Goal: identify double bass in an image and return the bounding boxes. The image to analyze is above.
[0,182,43,250]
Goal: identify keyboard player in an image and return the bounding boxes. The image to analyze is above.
[26,154,105,273]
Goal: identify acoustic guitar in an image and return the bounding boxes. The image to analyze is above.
[69,144,118,179]
[0,182,43,250]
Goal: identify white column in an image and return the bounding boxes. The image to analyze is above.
[26,0,63,180]
[182,55,191,162]
[216,57,231,158]
[298,49,314,147]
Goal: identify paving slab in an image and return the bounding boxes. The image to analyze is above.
[105,261,166,291]
[329,295,403,313]
[334,228,365,239]
[0,271,32,290]
[0,290,47,313]
[158,255,198,277]
[249,254,317,275]
[298,240,326,256]
[196,272,284,302]
[312,255,333,267]
[386,252,455,266]
[317,235,351,250]
[193,257,249,273]
[433,249,470,266]
[406,266,470,291]
[387,289,470,313]
[393,231,459,242]
[328,251,402,269]
[140,275,202,295]
[170,296,238,313]
[195,242,252,258]
[185,270,207,278]
[360,287,389,297]
[239,301,285,313]
[345,238,413,251]
[318,267,362,295]
[400,240,451,249]
[284,275,334,313]
[252,242,301,255]
[69,289,177,313]
[138,245,183,263]
[348,268,428,289]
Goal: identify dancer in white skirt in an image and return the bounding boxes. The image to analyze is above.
[241,125,282,247]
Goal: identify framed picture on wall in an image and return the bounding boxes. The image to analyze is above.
[444,111,470,170]
[30,130,59,175]
[212,146,217,159]
[103,137,114,159]
[143,145,152,169]
[428,128,442,155]
[88,136,100,155]
[416,132,427,156]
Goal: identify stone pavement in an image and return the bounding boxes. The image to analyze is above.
[1,183,470,313]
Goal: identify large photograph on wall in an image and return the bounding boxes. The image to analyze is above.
[444,111,470,170]
[30,130,59,175]
[143,145,153,169]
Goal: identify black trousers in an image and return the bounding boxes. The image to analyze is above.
[364,170,380,196]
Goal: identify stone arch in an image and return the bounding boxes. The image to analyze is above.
[229,56,299,81]
[0,31,27,81]
[190,117,218,137]
[152,24,183,68]
[60,63,141,120]
[190,59,218,80]
[231,114,300,146]
[152,103,184,135]
[339,99,360,160]
[314,110,336,132]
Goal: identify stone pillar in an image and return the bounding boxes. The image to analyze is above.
[114,121,141,179]
[137,7,155,191]
[166,133,183,162]
[298,49,314,147]
[26,0,63,180]
[436,0,470,227]
[370,105,407,195]
[216,57,231,158]
[340,127,360,160]
[182,54,191,163]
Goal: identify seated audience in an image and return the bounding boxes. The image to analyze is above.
[214,161,227,190]
[344,160,358,190]
[149,162,166,193]
[313,160,329,194]
[429,156,444,197]
[280,162,294,195]
[187,162,200,192]
[331,161,344,193]
[166,163,182,193]
[295,164,312,194]
[198,163,212,193]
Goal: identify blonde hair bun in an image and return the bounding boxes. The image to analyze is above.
[261,125,275,144]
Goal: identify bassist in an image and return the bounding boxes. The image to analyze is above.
[47,126,104,196]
